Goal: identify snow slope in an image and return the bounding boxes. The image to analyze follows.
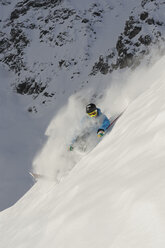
[0,0,165,211]
[0,55,165,248]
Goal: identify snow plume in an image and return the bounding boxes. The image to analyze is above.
[32,95,86,180]
[33,51,164,181]
[100,49,165,117]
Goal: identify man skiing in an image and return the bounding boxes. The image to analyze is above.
[69,103,110,151]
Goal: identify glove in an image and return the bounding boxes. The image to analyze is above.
[69,144,74,151]
[97,129,105,138]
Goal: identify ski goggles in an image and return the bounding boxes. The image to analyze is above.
[88,110,97,117]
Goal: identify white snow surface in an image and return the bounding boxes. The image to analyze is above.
[0,55,165,247]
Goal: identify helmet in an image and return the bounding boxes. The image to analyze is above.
[86,103,96,113]
[86,103,97,117]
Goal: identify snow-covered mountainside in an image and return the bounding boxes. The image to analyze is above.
[0,55,165,248]
[0,0,165,229]
[0,0,165,112]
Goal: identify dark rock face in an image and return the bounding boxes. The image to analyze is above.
[140,12,148,21]
[90,1,165,76]
[124,16,142,39]
[90,56,110,75]
[0,37,10,53]
[82,18,89,23]
[16,77,46,95]
[0,0,105,103]
[146,18,155,25]
[138,35,152,45]
[141,0,155,8]
[0,0,11,5]
[10,0,62,20]
[10,27,29,48]
[0,27,29,72]
[0,0,164,105]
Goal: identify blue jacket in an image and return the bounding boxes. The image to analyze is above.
[95,108,110,132]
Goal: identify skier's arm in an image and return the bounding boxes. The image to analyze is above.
[98,115,110,132]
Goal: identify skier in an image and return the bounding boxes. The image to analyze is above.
[69,103,110,151]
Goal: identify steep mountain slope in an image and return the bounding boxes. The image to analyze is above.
[0,55,165,248]
[0,0,165,210]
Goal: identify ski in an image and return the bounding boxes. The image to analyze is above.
[107,111,124,130]
[29,172,46,181]
[29,171,61,183]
